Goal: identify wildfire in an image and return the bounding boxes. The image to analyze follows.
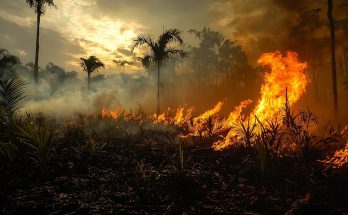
[323,142,348,168]
[212,51,308,150]
[100,51,309,151]
[101,107,123,119]
[190,101,224,136]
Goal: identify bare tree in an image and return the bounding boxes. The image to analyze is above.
[327,0,338,115]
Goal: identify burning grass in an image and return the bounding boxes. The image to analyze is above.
[1,51,348,213]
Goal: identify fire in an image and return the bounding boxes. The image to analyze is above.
[100,51,308,151]
[174,107,193,126]
[189,102,224,136]
[323,142,348,168]
[101,107,123,119]
[213,51,308,150]
[253,51,308,123]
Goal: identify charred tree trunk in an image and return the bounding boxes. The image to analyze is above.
[88,72,91,91]
[327,0,338,115]
[157,62,160,116]
[34,11,41,85]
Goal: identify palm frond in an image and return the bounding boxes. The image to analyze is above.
[158,28,183,49]
[25,0,35,7]
[16,113,53,167]
[138,55,153,70]
[131,34,155,51]
[80,56,105,74]
[26,0,56,14]
[0,76,27,117]
[164,48,185,59]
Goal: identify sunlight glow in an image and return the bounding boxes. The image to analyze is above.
[44,0,142,69]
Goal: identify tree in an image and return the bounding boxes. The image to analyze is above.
[327,0,338,115]
[132,29,184,115]
[0,49,20,76]
[25,0,56,84]
[80,56,105,90]
[289,8,326,97]
[189,28,223,86]
[0,49,20,68]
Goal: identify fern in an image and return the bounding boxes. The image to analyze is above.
[0,76,27,118]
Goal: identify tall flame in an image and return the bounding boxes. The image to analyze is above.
[253,51,308,123]
[213,51,308,150]
[99,51,308,151]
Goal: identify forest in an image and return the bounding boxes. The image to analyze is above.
[1,0,348,214]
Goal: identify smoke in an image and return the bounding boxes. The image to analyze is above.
[15,66,155,119]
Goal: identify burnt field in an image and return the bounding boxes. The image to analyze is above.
[1,0,348,214]
[1,108,348,214]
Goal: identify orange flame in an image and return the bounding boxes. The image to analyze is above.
[100,51,308,151]
[213,51,308,150]
[101,107,123,119]
[190,101,224,136]
[323,141,348,168]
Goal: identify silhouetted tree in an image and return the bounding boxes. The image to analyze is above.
[132,29,184,115]
[189,28,223,86]
[25,0,56,85]
[80,56,105,90]
[327,0,338,115]
[289,8,326,97]
[0,49,20,77]
[189,28,248,89]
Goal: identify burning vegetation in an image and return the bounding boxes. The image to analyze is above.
[1,0,348,214]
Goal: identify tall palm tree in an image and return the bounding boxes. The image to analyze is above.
[132,29,184,115]
[327,0,338,116]
[25,0,56,84]
[80,56,105,90]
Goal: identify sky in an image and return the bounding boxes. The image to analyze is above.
[0,0,341,74]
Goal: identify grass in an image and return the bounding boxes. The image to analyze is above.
[0,84,347,213]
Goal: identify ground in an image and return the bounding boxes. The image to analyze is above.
[1,127,347,215]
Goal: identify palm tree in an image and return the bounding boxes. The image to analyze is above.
[80,56,105,90]
[327,0,338,116]
[25,0,56,85]
[132,29,184,115]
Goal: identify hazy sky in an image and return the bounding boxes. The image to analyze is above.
[0,0,337,73]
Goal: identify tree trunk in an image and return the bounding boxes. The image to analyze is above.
[157,62,160,116]
[88,72,91,91]
[34,12,41,85]
[327,0,339,115]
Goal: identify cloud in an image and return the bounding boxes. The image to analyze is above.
[0,17,85,71]
[0,0,347,71]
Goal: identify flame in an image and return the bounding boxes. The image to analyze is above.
[174,107,193,126]
[253,51,308,123]
[213,51,308,150]
[99,51,308,151]
[323,141,348,168]
[101,107,123,119]
[190,101,224,136]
